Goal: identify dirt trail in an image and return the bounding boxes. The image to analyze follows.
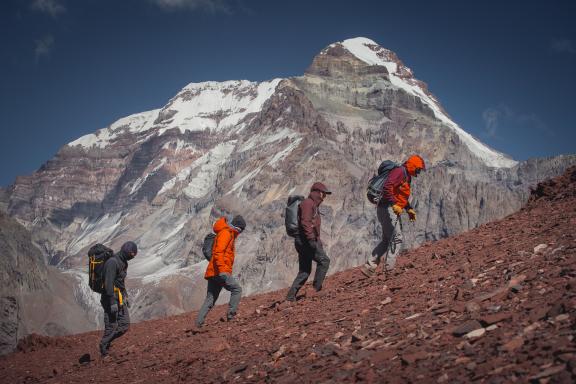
[1,167,575,383]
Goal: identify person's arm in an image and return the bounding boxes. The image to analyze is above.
[382,168,405,205]
[103,259,118,299]
[299,199,316,242]
[212,230,232,275]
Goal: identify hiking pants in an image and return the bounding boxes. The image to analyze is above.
[99,298,130,353]
[286,237,331,300]
[366,204,403,270]
[196,273,242,326]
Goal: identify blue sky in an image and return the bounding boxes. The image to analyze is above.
[1,0,575,186]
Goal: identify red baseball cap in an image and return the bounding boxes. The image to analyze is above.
[311,182,332,194]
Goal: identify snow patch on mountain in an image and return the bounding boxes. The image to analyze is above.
[69,109,160,149]
[65,269,102,325]
[157,79,282,135]
[158,141,236,197]
[268,138,302,167]
[240,128,300,152]
[231,166,263,194]
[339,37,517,169]
[129,158,167,195]
[67,213,123,256]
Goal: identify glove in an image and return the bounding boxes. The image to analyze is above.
[110,303,118,315]
[392,204,403,216]
[407,209,417,222]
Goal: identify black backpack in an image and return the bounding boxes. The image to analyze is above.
[366,160,399,204]
[88,244,114,294]
[285,195,305,237]
[202,233,216,261]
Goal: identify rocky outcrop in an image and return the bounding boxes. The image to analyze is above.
[0,211,98,354]
[2,38,575,340]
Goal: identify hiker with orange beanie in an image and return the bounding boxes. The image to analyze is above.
[362,155,426,277]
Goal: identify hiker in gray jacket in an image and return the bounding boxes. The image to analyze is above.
[99,241,137,357]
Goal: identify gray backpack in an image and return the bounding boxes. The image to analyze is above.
[285,195,305,237]
[366,160,399,204]
[201,233,216,261]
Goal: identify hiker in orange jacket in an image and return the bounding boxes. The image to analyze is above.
[196,215,246,327]
[362,155,426,277]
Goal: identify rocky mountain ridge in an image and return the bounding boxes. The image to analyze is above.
[2,37,575,350]
[1,166,574,383]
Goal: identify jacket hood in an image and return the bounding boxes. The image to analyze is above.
[116,251,129,265]
[308,190,324,205]
[404,155,426,176]
[213,217,230,233]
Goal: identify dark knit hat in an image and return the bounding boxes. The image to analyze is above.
[121,241,138,255]
[231,215,246,231]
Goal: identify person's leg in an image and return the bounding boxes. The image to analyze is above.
[195,279,222,327]
[384,206,403,268]
[221,274,242,320]
[110,304,130,342]
[366,204,395,270]
[99,299,117,356]
[286,238,313,301]
[312,245,330,291]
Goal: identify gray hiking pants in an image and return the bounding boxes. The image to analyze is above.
[196,273,242,326]
[100,298,130,354]
[286,237,331,300]
[366,204,402,270]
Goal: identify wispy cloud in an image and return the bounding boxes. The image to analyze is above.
[551,39,576,55]
[30,0,66,18]
[481,108,499,138]
[151,0,232,13]
[482,105,553,139]
[35,35,55,62]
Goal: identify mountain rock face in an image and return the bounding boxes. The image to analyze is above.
[3,38,576,345]
[0,211,97,354]
[2,167,575,382]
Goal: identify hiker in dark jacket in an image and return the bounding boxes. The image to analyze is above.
[99,241,137,357]
[286,182,332,301]
[362,155,425,277]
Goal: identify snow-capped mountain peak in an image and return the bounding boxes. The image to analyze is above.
[335,37,517,168]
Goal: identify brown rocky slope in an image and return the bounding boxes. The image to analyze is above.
[1,167,575,383]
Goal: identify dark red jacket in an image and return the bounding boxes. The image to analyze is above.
[298,190,323,242]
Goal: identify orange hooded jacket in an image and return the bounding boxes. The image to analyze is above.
[204,217,238,279]
[382,155,426,209]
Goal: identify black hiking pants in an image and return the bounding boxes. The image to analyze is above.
[286,237,330,300]
[99,296,130,355]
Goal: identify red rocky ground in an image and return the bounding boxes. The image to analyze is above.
[1,167,575,383]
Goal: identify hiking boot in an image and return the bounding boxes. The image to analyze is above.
[285,295,296,302]
[361,265,376,278]
[99,344,109,358]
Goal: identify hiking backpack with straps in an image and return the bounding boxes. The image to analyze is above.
[88,243,114,294]
[285,195,305,237]
[366,160,400,204]
[202,233,216,261]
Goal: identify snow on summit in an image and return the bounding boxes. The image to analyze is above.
[157,79,282,135]
[339,37,517,168]
[68,79,282,149]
